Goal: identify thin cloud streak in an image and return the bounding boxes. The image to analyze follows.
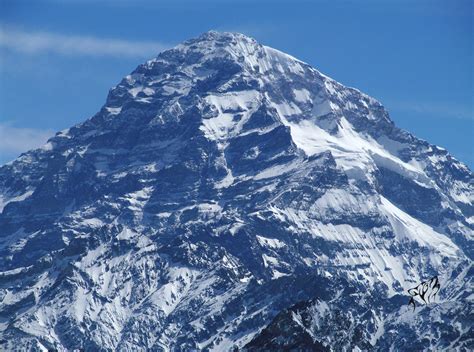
[0,28,169,57]
[0,123,54,156]
[385,99,473,121]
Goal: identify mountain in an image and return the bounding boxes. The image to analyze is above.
[0,31,472,351]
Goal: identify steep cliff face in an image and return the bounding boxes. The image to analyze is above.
[0,31,472,351]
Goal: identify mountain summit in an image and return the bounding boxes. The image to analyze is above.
[0,31,472,351]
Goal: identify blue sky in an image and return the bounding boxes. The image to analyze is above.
[0,0,472,167]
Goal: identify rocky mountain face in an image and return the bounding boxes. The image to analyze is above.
[0,31,472,351]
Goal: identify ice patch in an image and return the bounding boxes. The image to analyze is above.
[200,90,261,141]
[380,196,458,257]
[129,86,155,98]
[0,190,34,213]
[215,170,234,189]
[293,88,311,103]
[106,107,122,115]
[256,235,286,249]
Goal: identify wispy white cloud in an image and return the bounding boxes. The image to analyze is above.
[0,123,54,159]
[384,99,473,121]
[0,27,169,57]
[214,23,276,39]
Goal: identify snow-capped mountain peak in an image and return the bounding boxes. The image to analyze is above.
[0,32,472,351]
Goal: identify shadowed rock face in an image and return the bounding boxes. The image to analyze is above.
[0,31,472,351]
[245,275,473,351]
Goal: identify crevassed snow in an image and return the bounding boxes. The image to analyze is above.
[277,110,433,186]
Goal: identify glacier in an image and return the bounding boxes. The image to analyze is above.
[0,31,472,351]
